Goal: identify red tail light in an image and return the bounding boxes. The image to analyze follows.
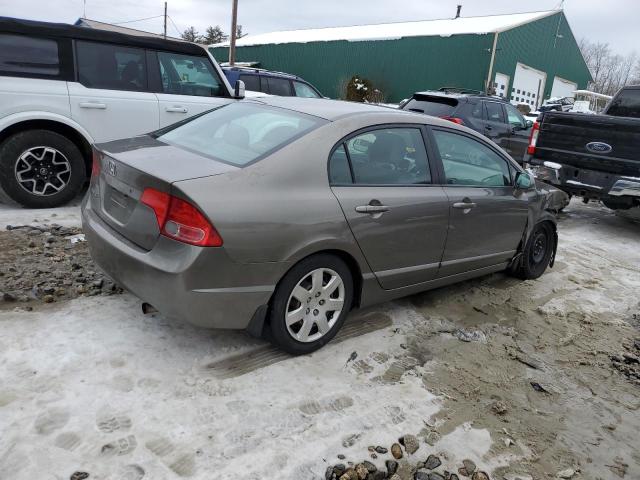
[91,149,101,179]
[527,121,540,155]
[141,188,223,247]
[441,116,465,125]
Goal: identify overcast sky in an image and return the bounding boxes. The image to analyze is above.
[1,0,637,55]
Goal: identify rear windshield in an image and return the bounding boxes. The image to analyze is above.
[158,103,324,166]
[403,96,458,117]
[606,89,640,118]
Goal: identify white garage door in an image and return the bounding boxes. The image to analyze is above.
[511,63,546,109]
[550,77,578,99]
[494,72,510,99]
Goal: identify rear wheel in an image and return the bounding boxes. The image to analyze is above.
[511,222,554,280]
[268,254,353,355]
[0,130,86,208]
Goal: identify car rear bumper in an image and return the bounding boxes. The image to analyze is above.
[81,196,281,330]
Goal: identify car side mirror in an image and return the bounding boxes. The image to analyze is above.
[515,171,534,190]
[234,79,245,99]
[525,119,533,129]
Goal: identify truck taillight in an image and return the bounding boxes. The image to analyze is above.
[141,188,223,247]
[527,121,540,155]
[441,116,465,125]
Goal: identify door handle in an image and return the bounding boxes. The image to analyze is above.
[485,125,493,131]
[355,205,390,214]
[79,102,107,109]
[452,202,477,209]
[165,106,188,113]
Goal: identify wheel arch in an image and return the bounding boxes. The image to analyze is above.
[0,115,94,178]
[246,247,365,339]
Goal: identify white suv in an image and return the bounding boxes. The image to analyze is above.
[0,17,244,208]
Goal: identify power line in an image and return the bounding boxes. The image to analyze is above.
[167,15,182,36]
[112,15,164,25]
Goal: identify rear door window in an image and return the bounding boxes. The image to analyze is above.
[403,96,458,117]
[484,102,506,123]
[156,51,225,97]
[293,81,321,98]
[343,128,431,185]
[0,34,60,77]
[267,76,293,96]
[239,73,260,91]
[76,41,147,91]
[606,89,640,117]
[157,103,324,166]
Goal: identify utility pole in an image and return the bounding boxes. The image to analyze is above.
[163,2,167,39]
[229,0,238,65]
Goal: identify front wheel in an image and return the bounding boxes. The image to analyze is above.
[510,222,555,280]
[268,254,353,355]
[0,130,86,208]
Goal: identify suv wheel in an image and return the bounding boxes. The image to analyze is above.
[0,130,86,208]
[268,254,353,355]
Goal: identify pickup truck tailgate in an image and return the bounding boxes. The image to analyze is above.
[535,112,640,176]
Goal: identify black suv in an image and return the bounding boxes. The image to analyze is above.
[400,88,533,163]
[222,66,323,98]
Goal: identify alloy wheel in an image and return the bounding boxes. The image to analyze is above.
[285,267,345,343]
[14,146,72,196]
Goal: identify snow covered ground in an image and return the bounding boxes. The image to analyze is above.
[1,199,639,480]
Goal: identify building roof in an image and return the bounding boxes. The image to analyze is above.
[74,18,184,42]
[212,10,558,47]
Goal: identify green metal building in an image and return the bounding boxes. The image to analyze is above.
[210,10,591,106]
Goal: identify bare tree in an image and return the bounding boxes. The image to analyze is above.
[181,26,199,42]
[580,38,640,95]
[202,25,228,45]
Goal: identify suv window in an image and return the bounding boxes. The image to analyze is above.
[404,95,458,117]
[433,130,511,187]
[0,34,59,77]
[77,41,146,91]
[239,73,260,91]
[293,81,321,98]
[484,102,505,122]
[341,128,431,185]
[606,89,640,118]
[504,103,527,129]
[267,77,293,96]
[157,51,224,97]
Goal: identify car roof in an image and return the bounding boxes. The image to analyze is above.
[411,89,508,102]
[245,96,431,122]
[222,66,302,81]
[0,16,207,56]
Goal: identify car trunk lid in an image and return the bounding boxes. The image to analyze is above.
[91,135,238,250]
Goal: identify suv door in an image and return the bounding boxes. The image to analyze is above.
[330,126,449,289]
[153,51,234,127]
[504,103,531,162]
[482,101,511,151]
[430,128,528,277]
[69,41,159,142]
